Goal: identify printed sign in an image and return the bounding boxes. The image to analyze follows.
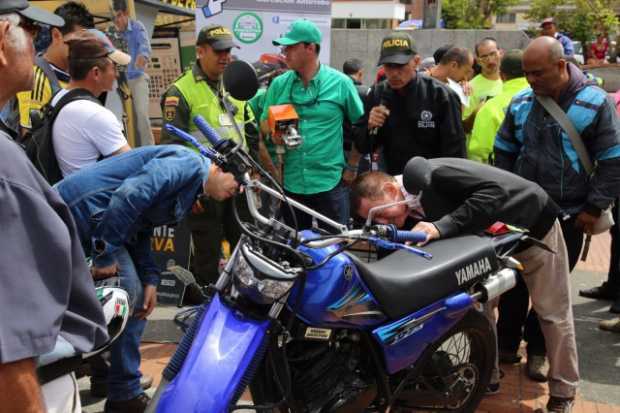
[196,0,332,64]
[151,222,192,305]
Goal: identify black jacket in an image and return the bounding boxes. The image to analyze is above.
[355,76,466,175]
[403,157,559,240]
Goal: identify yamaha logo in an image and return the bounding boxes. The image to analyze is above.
[454,257,493,286]
[343,265,353,281]
[421,110,433,121]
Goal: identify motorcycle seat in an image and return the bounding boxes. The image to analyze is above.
[346,235,499,319]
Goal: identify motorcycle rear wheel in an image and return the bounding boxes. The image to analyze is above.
[392,309,495,413]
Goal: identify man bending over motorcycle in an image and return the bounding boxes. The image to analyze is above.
[55,145,238,413]
[350,157,579,413]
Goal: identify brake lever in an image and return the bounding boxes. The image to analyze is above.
[368,237,433,260]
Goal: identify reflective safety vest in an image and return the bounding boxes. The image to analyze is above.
[174,70,248,150]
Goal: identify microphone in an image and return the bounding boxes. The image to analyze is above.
[370,97,389,136]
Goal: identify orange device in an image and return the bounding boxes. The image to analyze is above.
[267,104,299,145]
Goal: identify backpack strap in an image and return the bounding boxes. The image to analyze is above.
[35,54,62,95]
[535,95,594,174]
[50,88,101,121]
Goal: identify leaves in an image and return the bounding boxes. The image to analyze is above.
[442,0,520,29]
[526,0,619,46]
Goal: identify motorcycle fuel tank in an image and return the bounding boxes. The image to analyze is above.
[292,231,387,328]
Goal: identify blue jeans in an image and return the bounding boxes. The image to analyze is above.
[107,247,147,401]
[282,180,350,231]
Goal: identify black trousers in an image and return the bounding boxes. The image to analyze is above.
[187,194,250,286]
[497,216,583,356]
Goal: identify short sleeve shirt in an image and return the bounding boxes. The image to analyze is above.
[52,89,128,177]
[464,74,503,120]
[260,65,364,194]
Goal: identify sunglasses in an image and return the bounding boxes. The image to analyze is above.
[18,18,42,38]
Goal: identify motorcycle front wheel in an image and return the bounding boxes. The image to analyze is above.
[392,309,495,413]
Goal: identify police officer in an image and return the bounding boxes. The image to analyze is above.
[354,32,466,176]
[160,24,258,288]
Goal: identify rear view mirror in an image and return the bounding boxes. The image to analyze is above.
[223,60,259,101]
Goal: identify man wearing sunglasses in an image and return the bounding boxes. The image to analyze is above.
[260,19,364,229]
[16,1,95,137]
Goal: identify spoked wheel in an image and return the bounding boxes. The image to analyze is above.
[392,310,495,413]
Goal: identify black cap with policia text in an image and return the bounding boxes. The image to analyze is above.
[196,24,239,50]
[378,32,418,65]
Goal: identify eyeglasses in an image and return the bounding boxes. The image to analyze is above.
[478,50,499,61]
[17,18,41,38]
[289,78,321,107]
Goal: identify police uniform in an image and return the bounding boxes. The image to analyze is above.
[159,25,258,287]
[355,33,466,175]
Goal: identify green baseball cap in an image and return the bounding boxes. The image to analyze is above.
[272,19,322,46]
[378,32,417,65]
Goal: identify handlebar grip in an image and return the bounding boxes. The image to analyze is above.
[393,230,428,244]
[164,124,215,160]
[193,115,223,149]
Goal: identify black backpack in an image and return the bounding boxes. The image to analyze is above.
[24,88,100,185]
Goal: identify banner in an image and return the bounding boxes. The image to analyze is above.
[152,222,192,305]
[195,0,332,64]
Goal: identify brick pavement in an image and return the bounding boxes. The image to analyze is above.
[138,232,618,412]
[140,343,620,412]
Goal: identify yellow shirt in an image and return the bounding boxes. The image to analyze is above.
[17,65,69,129]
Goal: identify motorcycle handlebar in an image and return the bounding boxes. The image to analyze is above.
[373,224,428,244]
[193,115,224,149]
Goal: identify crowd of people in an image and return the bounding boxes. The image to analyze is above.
[0,1,619,413]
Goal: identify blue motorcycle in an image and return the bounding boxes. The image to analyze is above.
[147,62,526,413]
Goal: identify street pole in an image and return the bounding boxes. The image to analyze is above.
[435,0,442,28]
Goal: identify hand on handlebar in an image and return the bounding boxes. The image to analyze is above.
[411,221,440,246]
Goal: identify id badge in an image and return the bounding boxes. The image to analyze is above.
[219,113,233,127]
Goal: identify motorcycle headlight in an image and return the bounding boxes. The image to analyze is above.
[233,249,294,305]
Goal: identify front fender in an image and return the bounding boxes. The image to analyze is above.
[156,293,270,413]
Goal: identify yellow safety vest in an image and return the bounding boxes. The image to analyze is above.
[174,70,248,149]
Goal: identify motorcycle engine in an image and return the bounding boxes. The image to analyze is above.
[286,329,377,412]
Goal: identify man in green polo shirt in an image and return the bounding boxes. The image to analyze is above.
[463,37,504,132]
[468,50,529,163]
[260,19,364,228]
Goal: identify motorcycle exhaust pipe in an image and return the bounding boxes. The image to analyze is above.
[472,268,517,303]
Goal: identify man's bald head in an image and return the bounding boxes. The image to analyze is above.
[522,37,569,99]
[524,36,564,63]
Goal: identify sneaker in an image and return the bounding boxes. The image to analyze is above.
[92,375,154,398]
[486,382,500,395]
[104,392,150,413]
[543,396,574,413]
[526,354,548,382]
[599,317,620,333]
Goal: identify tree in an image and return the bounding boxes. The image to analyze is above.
[526,0,619,47]
[442,0,520,29]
